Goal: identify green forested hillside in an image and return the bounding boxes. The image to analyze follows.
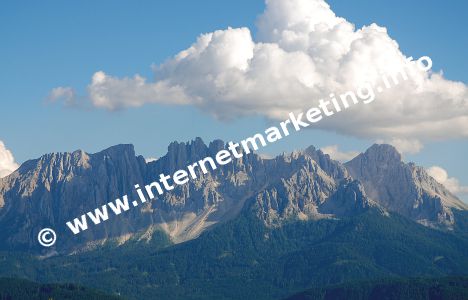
[0,277,122,300]
[0,209,467,299]
[286,276,468,300]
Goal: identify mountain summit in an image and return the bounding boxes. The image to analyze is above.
[345,144,467,228]
[0,140,466,254]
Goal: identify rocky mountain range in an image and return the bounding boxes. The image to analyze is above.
[0,138,466,254]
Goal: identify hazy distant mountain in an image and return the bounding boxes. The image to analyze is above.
[0,139,466,254]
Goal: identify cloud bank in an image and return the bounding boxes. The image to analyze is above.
[0,141,19,178]
[427,166,468,196]
[50,0,468,151]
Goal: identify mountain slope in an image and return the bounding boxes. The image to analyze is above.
[345,144,468,228]
[0,277,122,300]
[286,276,468,300]
[0,209,466,299]
[0,140,466,255]
[0,144,148,252]
[0,139,467,299]
[0,139,365,253]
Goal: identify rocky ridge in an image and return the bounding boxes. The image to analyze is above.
[0,139,465,254]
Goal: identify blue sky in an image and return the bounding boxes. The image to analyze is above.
[1,0,467,199]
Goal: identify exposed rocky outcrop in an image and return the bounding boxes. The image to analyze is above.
[0,145,147,252]
[0,140,465,254]
[345,144,468,228]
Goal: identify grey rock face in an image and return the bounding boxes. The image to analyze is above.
[0,140,465,254]
[252,148,356,225]
[345,144,468,228]
[0,145,147,252]
[319,179,378,217]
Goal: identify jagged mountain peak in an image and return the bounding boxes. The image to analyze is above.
[156,137,213,173]
[0,139,466,254]
[99,144,136,156]
[167,137,206,153]
[357,143,402,164]
[15,144,136,175]
[345,143,467,228]
[303,145,349,180]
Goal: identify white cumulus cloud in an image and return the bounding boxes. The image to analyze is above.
[0,141,19,178]
[50,0,468,149]
[320,145,359,162]
[427,166,468,196]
